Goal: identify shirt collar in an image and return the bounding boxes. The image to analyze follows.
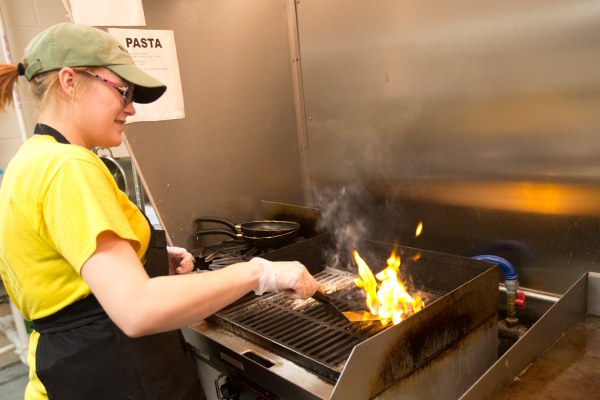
[34,124,71,145]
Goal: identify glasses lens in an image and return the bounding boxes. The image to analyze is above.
[125,89,134,105]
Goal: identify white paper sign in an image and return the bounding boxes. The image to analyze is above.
[108,29,185,123]
[69,0,146,26]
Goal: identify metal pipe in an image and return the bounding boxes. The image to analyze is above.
[498,285,560,303]
[9,301,29,364]
[474,255,528,338]
[0,5,29,144]
[132,161,145,212]
[96,148,130,198]
[286,0,313,207]
[498,319,529,342]
[504,278,519,323]
[474,255,520,319]
[1,5,31,365]
[0,343,16,355]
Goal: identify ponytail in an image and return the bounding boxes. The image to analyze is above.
[0,60,94,115]
[0,62,22,113]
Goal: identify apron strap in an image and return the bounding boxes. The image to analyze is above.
[31,295,106,334]
[142,212,170,278]
[34,122,170,278]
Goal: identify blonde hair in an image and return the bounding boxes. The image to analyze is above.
[0,61,20,113]
[0,57,95,114]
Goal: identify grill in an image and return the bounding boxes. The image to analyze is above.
[183,234,499,400]
[207,267,441,382]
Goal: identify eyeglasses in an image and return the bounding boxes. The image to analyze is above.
[85,71,134,105]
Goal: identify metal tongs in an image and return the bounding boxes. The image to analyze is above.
[311,291,350,321]
[312,291,382,323]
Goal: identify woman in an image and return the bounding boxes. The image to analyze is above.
[0,23,322,400]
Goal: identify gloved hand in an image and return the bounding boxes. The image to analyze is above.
[167,246,195,275]
[251,257,324,299]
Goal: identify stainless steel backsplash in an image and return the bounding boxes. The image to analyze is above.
[296,0,600,294]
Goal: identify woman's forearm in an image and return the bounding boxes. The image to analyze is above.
[82,231,263,337]
[134,262,262,336]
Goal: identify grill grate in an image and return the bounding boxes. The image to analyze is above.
[207,268,437,381]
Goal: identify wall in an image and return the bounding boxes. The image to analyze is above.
[296,0,600,294]
[0,1,306,251]
[0,0,129,179]
[121,0,306,250]
[5,1,591,295]
[0,0,64,174]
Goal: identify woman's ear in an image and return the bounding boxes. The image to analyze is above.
[57,68,77,99]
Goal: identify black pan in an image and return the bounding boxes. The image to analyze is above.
[196,217,299,238]
[195,227,299,248]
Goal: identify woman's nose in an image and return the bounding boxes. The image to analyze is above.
[124,101,136,116]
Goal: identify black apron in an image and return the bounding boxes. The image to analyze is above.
[31,124,203,399]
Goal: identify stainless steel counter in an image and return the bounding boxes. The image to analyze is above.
[495,314,600,399]
[460,271,600,399]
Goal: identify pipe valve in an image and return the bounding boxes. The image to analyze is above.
[516,291,526,309]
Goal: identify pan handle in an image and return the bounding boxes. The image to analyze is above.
[196,229,241,239]
[195,217,238,233]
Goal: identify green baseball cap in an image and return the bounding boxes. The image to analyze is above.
[24,23,166,104]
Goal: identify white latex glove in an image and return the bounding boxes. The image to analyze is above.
[251,257,324,299]
[167,246,195,275]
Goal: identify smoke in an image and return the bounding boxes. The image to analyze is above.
[314,185,375,271]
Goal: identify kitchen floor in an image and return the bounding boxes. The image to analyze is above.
[0,303,29,400]
[0,362,28,400]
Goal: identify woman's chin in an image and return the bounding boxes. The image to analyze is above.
[99,135,123,150]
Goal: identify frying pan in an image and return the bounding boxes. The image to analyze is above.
[196,217,299,238]
[196,227,299,248]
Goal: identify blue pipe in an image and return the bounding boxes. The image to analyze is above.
[472,255,518,280]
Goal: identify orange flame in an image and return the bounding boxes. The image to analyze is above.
[354,250,424,325]
[415,222,423,237]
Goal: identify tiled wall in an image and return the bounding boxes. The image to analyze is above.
[0,0,69,177]
[0,0,129,184]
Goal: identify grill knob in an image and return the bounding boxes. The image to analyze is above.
[219,377,241,400]
[215,374,241,400]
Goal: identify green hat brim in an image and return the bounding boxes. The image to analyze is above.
[107,64,167,104]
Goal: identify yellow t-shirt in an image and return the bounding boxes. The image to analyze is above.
[0,133,151,399]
